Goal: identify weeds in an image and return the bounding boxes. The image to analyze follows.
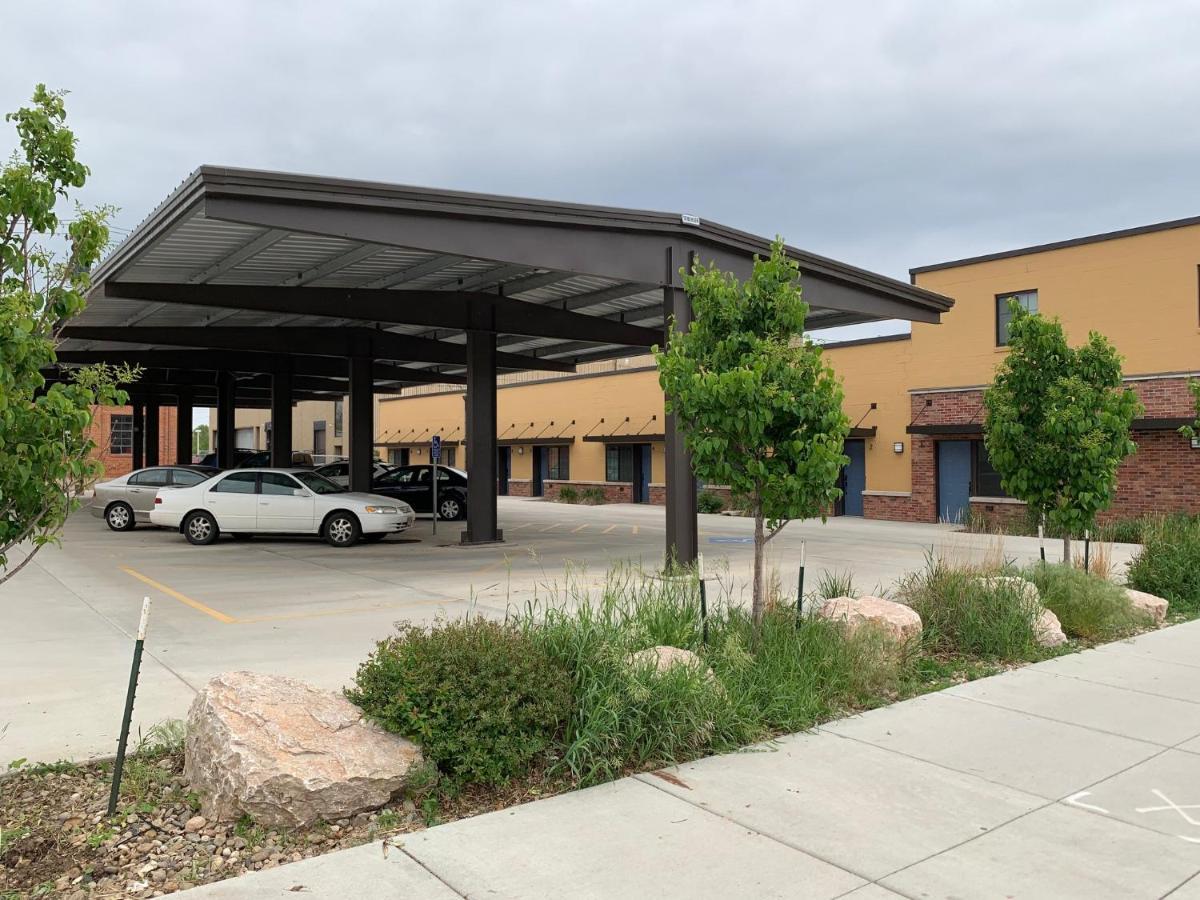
[556,486,579,503]
[1025,562,1150,640]
[1127,515,1200,617]
[813,569,856,602]
[896,553,1039,661]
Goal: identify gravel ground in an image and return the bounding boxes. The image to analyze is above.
[0,749,569,899]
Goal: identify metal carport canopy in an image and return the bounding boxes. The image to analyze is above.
[64,165,953,559]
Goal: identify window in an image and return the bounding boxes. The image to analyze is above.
[260,472,303,495]
[972,441,1008,498]
[212,472,258,494]
[129,468,169,487]
[334,400,344,438]
[546,446,570,480]
[996,290,1038,346]
[389,448,410,466]
[606,445,635,482]
[377,467,416,486]
[292,471,345,495]
[110,414,133,455]
[417,467,452,484]
[172,469,210,487]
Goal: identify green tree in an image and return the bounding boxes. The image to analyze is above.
[655,239,850,628]
[1,85,133,584]
[983,301,1140,559]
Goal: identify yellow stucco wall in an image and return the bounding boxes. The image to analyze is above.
[376,367,667,484]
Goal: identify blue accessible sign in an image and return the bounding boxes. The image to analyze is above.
[431,435,442,462]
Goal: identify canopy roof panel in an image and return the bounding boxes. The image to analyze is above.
[64,166,952,381]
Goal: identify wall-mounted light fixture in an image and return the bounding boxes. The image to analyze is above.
[893,441,905,454]
[517,446,524,455]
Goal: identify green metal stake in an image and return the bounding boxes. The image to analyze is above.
[1038,521,1045,563]
[697,553,708,645]
[108,597,151,817]
[1084,529,1090,572]
[796,540,807,625]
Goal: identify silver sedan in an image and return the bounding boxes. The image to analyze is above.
[90,466,219,531]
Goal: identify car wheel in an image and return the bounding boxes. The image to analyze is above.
[362,532,387,544]
[439,496,464,521]
[323,511,361,548]
[105,502,136,532]
[183,511,219,546]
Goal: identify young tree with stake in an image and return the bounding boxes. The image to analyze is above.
[1,85,134,584]
[983,300,1140,560]
[656,239,850,629]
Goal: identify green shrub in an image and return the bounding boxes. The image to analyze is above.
[897,557,1039,660]
[813,569,856,601]
[347,619,574,786]
[1024,562,1149,640]
[556,485,579,504]
[1127,515,1200,617]
[696,491,725,514]
[580,487,605,505]
[1096,517,1147,545]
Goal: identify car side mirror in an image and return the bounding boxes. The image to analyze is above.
[293,488,307,497]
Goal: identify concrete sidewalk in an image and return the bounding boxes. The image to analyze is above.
[180,620,1200,899]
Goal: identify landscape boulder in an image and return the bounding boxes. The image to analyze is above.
[629,645,714,679]
[813,595,923,644]
[1125,588,1168,624]
[978,576,1042,609]
[184,671,423,828]
[1035,608,1068,647]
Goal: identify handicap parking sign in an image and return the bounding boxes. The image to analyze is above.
[431,435,442,462]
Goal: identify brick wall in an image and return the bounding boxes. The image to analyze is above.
[877,378,1200,525]
[647,484,735,508]
[544,479,633,502]
[506,479,532,497]
[88,405,180,480]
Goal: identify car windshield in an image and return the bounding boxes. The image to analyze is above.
[292,471,346,495]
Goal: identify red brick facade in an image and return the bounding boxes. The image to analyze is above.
[861,377,1200,525]
[505,479,533,497]
[544,479,634,502]
[88,405,182,479]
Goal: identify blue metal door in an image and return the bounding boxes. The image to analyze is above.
[637,444,651,503]
[937,441,972,523]
[843,440,866,516]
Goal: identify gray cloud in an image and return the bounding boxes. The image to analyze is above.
[5,0,1199,287]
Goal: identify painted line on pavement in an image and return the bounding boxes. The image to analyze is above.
[540,522,561,532]
[119,566,236,624]
[572,523,589,533]
[602,524,618,535]
[631,525,639,535]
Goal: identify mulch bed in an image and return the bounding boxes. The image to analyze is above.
[0,751,571,899]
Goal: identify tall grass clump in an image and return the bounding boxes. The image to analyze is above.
[896,554,1039,661]
[1026,562,1151,640]
[513,564,908,786]
[1127,514,1200,617]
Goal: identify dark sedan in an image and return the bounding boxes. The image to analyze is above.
[370,465,468,520]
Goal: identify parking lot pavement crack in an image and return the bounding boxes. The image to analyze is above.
[1162,869,1200,898]
[28,554,201,694]
[397,848,470,899]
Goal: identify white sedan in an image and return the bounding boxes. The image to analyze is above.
[149,468,415,547]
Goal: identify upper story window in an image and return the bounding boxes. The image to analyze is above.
[996,290,1038,346]
[110,414,133,455]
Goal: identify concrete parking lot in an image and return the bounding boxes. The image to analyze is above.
[1,498,1139,764]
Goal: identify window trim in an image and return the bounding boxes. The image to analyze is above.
[110,413,134,456]
[995,289,1038,347]
[209,471,261,495]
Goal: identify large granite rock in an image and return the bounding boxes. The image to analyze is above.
[629,645,714,679]
[1125,588,1168,624]
[978,576,1041,609]
[1035,608,1067,647]
[813,596,923,644]
[184,671,423,828]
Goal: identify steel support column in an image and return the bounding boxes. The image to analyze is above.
[216,372,236,469]
[462,332,502,544]
[131,402,145,471]
[144,400,160,467]
[663,247,698,566]
[270,365,294,468]
[349,356,374,492]
[175,388,193,464]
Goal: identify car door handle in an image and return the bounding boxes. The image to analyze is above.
[260,502,270,506]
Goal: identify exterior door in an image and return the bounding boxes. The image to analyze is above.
[257,472,316,532]
[532,446,545,496]
[842,440,866,516]
[497,447,511,496]
[937,441,972,523]
[635,444,651,503]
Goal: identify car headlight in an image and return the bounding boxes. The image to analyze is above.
[364,505,399,514]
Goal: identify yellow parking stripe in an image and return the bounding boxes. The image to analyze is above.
[540,522,561,532]
[119,566,236,624]
[602,524,618,535]
[631,525,639,535]
[572,523,589,533]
